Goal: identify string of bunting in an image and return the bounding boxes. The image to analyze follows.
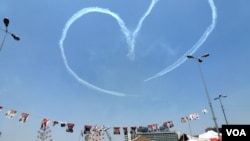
[180,108,208,123]
[0,105,208,137]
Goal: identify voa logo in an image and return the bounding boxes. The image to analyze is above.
[226,129,246,136]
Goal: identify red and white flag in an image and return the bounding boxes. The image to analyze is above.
[152,124,158,131]
[189,113,199,120]
[5,109,17,119]
[130,126,136,134]
[148,124,153,132]
[40,118,50,130]
[66,123,75,133]
[113,127,120,135]
[123,127,128,135]
[84,125,92,134]
[163,120,174,128]
[192,113,200,120]
[19,113,29,123]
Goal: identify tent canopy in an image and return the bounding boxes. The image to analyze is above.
[198,130,220,139]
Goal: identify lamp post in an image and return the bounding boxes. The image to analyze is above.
[187,119,193,137]
[0,17,20,51]
[214,94,228,125]
[181,115,193,137]
[186,53,220,137]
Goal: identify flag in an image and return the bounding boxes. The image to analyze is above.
[123,127,128,135]
[84,125,92,134]
[5,109,17,118]
[163,122,168,127]
[152,124,158,131]
[61,123,66,127]
[130,126,136,134]
[19,113,29,123]
[181,117,188,123]
[40,118,49,130]
[202,108,208,114]
[188,114,194,120]
[191,113,199,120]
[113,127,120,135]
[168,121,174,128]
[148,124,153,132]
[92,125,98,132]
[163,121,174,128]
[53,120,59,126]
[66,123,74,133]
[187,115,192,120]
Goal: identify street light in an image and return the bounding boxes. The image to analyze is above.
[0,17,20,51]
[214,94,228,125]
[186,53,220,137]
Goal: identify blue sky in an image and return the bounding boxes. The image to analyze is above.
[0,0,250,140]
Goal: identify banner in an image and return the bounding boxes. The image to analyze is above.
[113,127,120,135]
[19,113,29,123]
[0,104,211,136]
[5,109,17,119]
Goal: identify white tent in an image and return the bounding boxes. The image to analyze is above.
[187,135,210,141]
[198,130,221,140]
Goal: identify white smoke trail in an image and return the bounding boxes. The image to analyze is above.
[59,0,158,96]
[59,8,127,96]
[128,0,159,59]
[144,0,217,82]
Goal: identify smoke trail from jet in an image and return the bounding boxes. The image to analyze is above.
[128,0,159,59]
[59,0,158,96]
[59,8,128,97]
[144,0,217,82]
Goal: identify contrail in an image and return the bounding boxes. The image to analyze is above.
[144,0,217,82]
[59,0,158,96]
[128,0,159,60]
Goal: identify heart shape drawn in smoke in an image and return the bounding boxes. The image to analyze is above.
[59,0,217,97]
